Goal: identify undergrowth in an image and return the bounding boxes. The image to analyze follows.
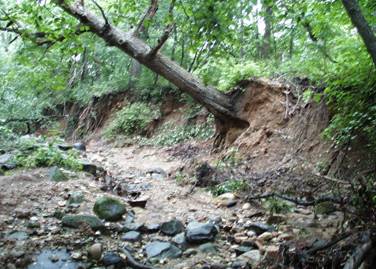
[211,179,249,196]
[140,116,215,146]
[104,102,158,137]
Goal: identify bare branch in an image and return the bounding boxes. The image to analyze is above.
[135,0,158,36]
[90,0,109,30]
[148,23,175,57]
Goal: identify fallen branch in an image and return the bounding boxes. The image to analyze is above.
[120,248,156,269]
[246,192,343,206]
[343,232,373,269]
[305,231,352,255]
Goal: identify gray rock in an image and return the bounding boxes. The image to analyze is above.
[231,260,250,269]
[145,241,182,260]
[102,252,125,267]
[234,246,253,256]
[73,142,86,151]
[88,243,102,260]
[183,248,197,257]
[0,153,16,170]
[198,243,218,254]
[48,167,69,182]
[93,196,126,221]
[160,219,184,236]
[122,222,144,232]
[121,231,141,242]
[141,223,160,233]
[237,250,261,267]
[244,222,275,235]
[62,214,105,231]
[6,231,29,241]
[172,233,188,249]
[67,191,84,205]
[185,222,218,243]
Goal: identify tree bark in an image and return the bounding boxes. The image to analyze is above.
[55,1,249,145]
[341,0,376,67]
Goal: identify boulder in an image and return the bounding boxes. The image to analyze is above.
[198,243,218,254]
[185,222,218,243]
[62,214,104,231]
[93,196,126,221]
[67,191,84,205]
[160,219,184,236]
[172,232,188,249]
[145,241,182,260]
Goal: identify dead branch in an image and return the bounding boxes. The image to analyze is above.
[148,23,175,57]
[246,192,343,206]
[343,232,373,269]
[90,0,109,30]
[135,0,159,36]
[305,231,352,255]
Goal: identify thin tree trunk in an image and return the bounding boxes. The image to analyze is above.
[341,0,376,67]
[55,1,249,141]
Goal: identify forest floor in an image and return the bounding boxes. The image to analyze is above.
[0,138,346,269]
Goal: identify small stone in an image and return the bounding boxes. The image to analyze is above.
[49,255,60,263]
[93,196,127,221]
[216,193,237,207]
[123,222,144,232]
[49,167,69,182]
[73,142,86,151]
[122,231,141,242]
[160,219,184,236]
[141,223,160,233]
[172,233,188,249]
[62,214,105,231]
[183,248,197,257]
[264,245,280,259]
[234,246,253,256]
[67,191,84,205]
[244,222,275,235]
[258,232,273,241]
[185,222,218,243]
[145,241,182,260]
[237,250,261,267]
[71,252,82,260]
[102,252,125,267]
[198,243,218,254]
[242,203,251,210]
[88,243,102,260]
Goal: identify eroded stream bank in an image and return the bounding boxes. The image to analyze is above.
[0,140,346,269]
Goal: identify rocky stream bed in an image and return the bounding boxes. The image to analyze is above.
[0,141,344,269]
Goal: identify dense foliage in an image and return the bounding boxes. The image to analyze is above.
[0,0,375,151]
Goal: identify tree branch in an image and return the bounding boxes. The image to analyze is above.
[148,23,175,58]
[135,0,158,36]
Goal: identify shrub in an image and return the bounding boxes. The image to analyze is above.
[105,102,157,137]
[211,179,249,196]
[15,145,82,171]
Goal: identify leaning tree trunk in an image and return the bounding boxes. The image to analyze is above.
[341,0,376,67]
[55,1,249,148]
